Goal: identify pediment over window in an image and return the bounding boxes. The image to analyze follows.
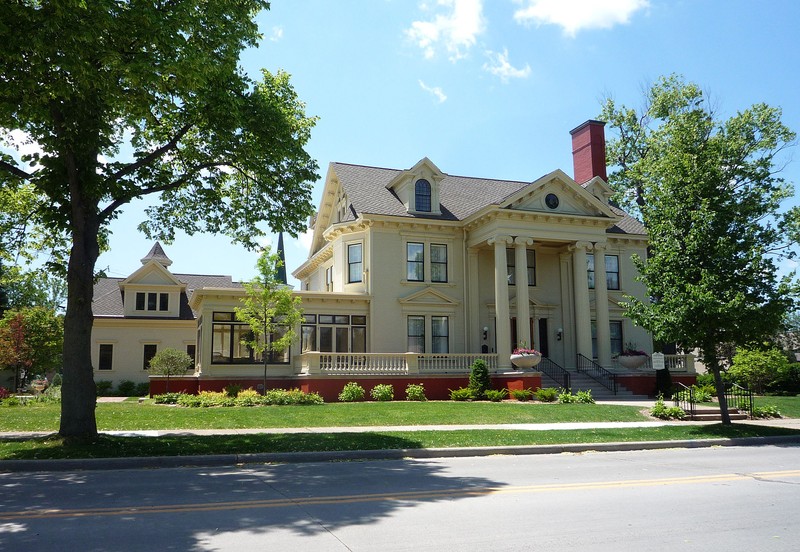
[399,287,460,306]
[385,157,445,215]
[502,170,617,219]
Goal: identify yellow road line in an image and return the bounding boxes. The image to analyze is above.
[3,469,799,521]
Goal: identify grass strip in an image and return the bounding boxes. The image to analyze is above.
[1,425,798,461]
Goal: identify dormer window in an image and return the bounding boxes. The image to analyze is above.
[415,179,432,212]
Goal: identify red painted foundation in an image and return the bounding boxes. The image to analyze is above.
[149,373,542,401]
[615,374,697,397]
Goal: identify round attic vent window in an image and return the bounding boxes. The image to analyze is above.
[545,193,559,209]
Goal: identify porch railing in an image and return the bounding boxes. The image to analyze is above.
[298,352,499,375]
[725,382,754,417]
[577,354,617,394]
[672,382,696,419]
[613,353,696,373]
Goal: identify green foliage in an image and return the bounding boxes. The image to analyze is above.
[338,382,366,402]
[751,405,781,418]
[234,388,263,406]
[370,384,394,402]
[558,390,578,404]
[772,363,800,395]
[510,388,534,401]
[449,387,477,401]
[535,387,559,402]
[0,1,319,439]
[148,348,192,394]
[262,388,324,406]
[153,393,183,405]
[116,380,136,397]
[650,398,686,420]
[468,359,491,399]
[95,381,114,397]
[484,389,508,402]
[0,307,63,389]
[234,247,303,371]
[575,390,596,404]
[602,74,798,384]
[729,347,789,394]
[134,383,150,397]
[405,383,427,401]
[224,384,243,398]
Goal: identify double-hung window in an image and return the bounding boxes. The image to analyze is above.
[407,316,425,353]
[347,243,362,283]
[98,344,113,371]
[407,243,424,281]
[415,179,432,212]
[588,254,620,290]
[507,249,536,286]
[431,316,449,353]
[430,244,447,283]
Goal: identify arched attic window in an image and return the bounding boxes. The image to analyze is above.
[415,179,432,212]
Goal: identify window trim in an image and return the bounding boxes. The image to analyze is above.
[414,179,432,212]
[407,315,425,353]
[98,344,113,371]
[406,242,425,282]
[431,315,449,354]
[430,243,448,283]
[347,242,363,284]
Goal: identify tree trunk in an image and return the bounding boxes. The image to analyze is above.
[59,220,101,440]
[709,356,732,425]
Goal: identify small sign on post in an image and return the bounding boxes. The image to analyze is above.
[652,352,665,371]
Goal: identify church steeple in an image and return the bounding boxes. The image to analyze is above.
[276,232,287,285]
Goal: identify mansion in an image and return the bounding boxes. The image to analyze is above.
[91,121,695,398]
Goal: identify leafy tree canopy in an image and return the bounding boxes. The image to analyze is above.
[601,74,798,422]
[0,307,64,390]
[0,1,319,439]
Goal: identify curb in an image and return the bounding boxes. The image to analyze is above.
[1,435,799,473]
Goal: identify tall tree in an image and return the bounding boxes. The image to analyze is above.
[235,246,302,394]
[0,307,64,390]
[0,1,318,440]
[601,75,798,423]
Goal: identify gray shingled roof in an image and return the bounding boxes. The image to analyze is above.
[332,162,646,236]
[92,274,241,318]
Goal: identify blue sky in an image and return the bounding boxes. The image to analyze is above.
[90,1,800,283]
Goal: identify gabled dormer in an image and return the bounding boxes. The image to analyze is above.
[385,157,445,216]
[119,243,186,318]
[503,170,619,220]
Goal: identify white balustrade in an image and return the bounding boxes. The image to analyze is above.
[297,352,499,375]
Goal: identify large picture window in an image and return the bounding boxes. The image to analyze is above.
[211,312,289,364]
[348,243,363,283]
[301,314,366,353]
[407,242,424,281]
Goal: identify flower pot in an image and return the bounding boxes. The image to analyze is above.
[510,353,542,369]
[617,355,648,369]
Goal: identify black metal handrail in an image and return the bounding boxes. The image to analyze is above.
[538,357,571,391]
[672,382,696,419]
[725,382,754,417]
[576,354,617,394]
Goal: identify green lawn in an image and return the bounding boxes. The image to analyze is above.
[0,401,652,432]
[1,424,798,461]
[755,395,800,418]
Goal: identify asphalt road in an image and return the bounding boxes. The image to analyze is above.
[1,445,798,551]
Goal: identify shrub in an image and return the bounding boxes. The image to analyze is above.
[469,359,491,399]
[148,347,193,393]
[405,383,427,401]
[751,405,781,418]
[575,389,595,404]
[558,390,578,403]
[0,387,11,400]
[264,388,324,405]
[96,380,114,396]
[1,396,21,406]
[51,373,63,387]
[510,388,534,401]
[370,384,394,402]
[338,382,366,402]
[772,362,800,395]
[449,387,476,401]
[235,388,264,406]
[224,384,243,398]
[117,380,136,396]
[178,391,235,407]
[153,392,184,404]
[729,347,788,394]
[135,382,150,396]
[535,387,558,402]
[692,386,713,403]
[484,388,508,402]
[650,398,686,420]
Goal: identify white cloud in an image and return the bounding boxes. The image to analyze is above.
[269,26,283,42]
[419,80,448,103]
[513,0,649,37]
[407,0,485,61]
[483,48,531,82]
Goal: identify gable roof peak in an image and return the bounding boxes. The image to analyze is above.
[141,242,173,267]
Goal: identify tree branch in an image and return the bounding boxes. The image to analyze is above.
[108,123,193,185]
[0,160,34,181]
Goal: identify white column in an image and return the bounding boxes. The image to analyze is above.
[489,236,512,369]
[467,248,480,352]
[593,242,611,367]
[570,241,593,359]
[514,237,533,349]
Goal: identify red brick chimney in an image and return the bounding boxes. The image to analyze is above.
[570,120,607,184]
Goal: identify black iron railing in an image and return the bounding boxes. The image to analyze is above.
[725,383,754,417]
[576,354,617,394]
[672,382,696,419]
[538,357,571,391]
